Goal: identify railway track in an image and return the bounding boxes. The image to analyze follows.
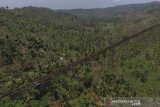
[0,23,159,100]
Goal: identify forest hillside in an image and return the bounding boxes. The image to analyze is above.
[0,1,160,107]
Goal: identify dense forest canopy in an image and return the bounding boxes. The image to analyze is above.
[0,1,160,107]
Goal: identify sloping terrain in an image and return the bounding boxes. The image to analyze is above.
[0,2,160,106]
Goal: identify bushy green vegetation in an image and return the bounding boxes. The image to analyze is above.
[0,2,160,106]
